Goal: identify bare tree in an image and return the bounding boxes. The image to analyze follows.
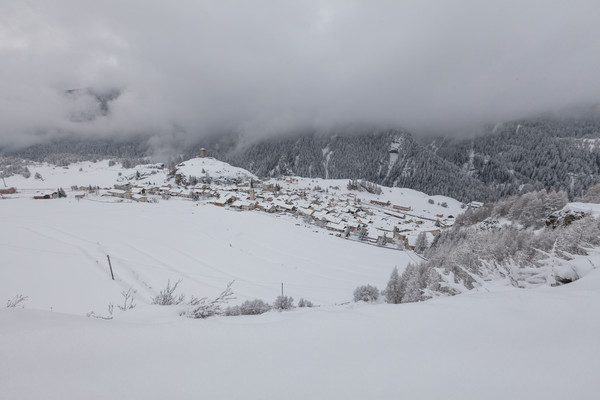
[117,289,137,311]
[6,294,29,308]
[152,279,185,305]
[185,281,235,318]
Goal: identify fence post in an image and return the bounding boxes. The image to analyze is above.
[107,255,115,280]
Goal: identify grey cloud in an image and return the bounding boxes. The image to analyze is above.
[1,0,600,148]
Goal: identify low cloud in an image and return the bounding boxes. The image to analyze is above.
[1,0,599,148]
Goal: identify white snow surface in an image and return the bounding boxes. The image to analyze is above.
[176,157,256,181]
[0,200,407,314]
[3,159,152,190]
[563,201,600,217]
[2,276,600,399]
[2,160,600,399]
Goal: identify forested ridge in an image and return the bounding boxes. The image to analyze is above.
[4,116,600,202]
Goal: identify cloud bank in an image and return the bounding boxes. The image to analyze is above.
[1,0,600,148]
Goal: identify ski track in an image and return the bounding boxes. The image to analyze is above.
[22,226,109,279]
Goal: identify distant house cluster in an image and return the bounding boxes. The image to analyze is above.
[106,183,148,202]
[151,177,457,250]
[1,157,459,251]
[97,165,457,249]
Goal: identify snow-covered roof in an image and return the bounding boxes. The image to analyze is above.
[563,202,600,218]
[326,222,346,231]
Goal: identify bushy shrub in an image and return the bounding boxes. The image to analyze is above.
[353,285,379,302]
[273,295,294,310]
[298,298,313,308]
[239,299,271,315]
[224,305,241,316]
[226,299,272,316]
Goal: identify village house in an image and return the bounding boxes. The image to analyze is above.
[366,230,382,244]
[256,202,277,213]
[107,189,131,199]
[145,186,161,195]
[230,200,257,211]
[131,194,148,202]
[114,183,132,191]
[158,186,172,195]
[210,193,237,207]
[468,201,484,209]
[132,187,146,196]
[274,201,296,213]
[370,199,391,207]
[326,222,347,233]
[33,192,58,200]
[0,187,17,195]
[168,188,185,197]
[297,207,314,217]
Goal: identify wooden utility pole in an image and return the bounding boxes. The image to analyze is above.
[281,282,284,297]
[107,255,115,280]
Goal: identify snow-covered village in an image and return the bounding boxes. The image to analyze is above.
[2,152,464,251]
[3,2,600,399]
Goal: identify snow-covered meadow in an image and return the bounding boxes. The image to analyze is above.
[2,161,600,399]
[2,271,600,400]
[0,199,410,314]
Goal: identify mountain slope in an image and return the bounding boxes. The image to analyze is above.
[427,118,600,198]
[6,116,600,202]
[215,128,492,202]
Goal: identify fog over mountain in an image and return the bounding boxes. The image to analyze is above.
[1,0,600,150]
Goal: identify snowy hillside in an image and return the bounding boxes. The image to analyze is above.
[175,157,256,182]
[2,159,155,190]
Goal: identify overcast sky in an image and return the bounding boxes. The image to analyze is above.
[1,0,600,148]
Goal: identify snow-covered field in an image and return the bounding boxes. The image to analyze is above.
[2,161,600,399]
[0,199,410,314]
[2,272,600,400]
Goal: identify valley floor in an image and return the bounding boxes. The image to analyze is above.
[1,192,599,399]
[0,199,409,314]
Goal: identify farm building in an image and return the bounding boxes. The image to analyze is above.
[107,189,131,199]
[0,187,17,195]
[33,192,58,200]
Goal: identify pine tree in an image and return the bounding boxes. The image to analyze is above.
[358,226,368,241]
[414,232,428,254]
[384,267,403,304]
